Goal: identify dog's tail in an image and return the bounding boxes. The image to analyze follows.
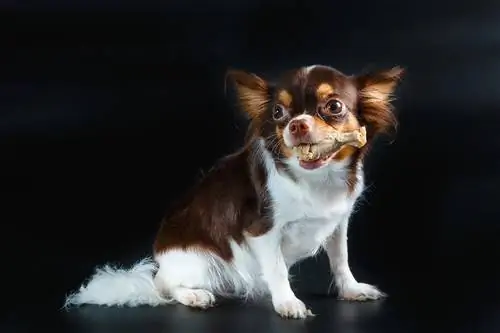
[63,257,168,309]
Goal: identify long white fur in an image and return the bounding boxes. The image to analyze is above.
[64,258,166,308]
[65,115,384,318]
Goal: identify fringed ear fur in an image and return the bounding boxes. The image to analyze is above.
[226,69,271,119]
[356,66,404,137]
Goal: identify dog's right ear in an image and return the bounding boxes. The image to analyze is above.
[225,69,272,119]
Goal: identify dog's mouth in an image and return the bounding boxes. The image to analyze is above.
[289,127,367,170]
[291,142,341,170]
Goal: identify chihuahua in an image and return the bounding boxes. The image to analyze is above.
[65,64,404,319]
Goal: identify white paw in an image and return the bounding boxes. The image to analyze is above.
[338,282,386,301]
[273,297,314,319]
[173,288,216,309]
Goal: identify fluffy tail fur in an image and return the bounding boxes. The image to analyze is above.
[64,257,168,309]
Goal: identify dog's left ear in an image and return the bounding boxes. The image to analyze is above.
[355,66,405,136]
[226,69,271,119]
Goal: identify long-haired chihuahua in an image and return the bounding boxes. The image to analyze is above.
[65,64,404,319]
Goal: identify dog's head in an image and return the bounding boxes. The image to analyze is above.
[227,65,404,172]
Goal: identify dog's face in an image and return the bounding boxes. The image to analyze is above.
[228,65,403,171]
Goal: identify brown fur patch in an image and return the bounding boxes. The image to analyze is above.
[316,83,335,101]
[154,147,272,260]
[246,218,273,237]
[339,112,362,132]
[332,145,357,162]
[277,89,293,108]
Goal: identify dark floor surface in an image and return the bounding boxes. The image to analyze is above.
[4,250,500,333]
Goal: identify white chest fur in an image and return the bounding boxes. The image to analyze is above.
[260,142,364,266]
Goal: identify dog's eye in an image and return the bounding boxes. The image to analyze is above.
[272,105,286,120]
[324,99,343,115]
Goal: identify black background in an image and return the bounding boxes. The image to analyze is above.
[2,1,500,332]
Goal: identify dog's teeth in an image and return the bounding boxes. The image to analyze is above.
[309,144,320,159]
[300,144,309,156]
[294,143,331,161]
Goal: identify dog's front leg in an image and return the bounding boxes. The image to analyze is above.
[247,230,313,319]
[324,216,386,301]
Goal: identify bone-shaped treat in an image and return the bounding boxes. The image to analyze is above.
[293,126,367,161]
[325,126,367,148]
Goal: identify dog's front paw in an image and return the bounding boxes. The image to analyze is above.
[338,282,386,301]
[273,297,314,319]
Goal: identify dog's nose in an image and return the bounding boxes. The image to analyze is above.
[289,119,310,137]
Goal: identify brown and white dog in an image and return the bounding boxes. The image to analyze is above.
[65,64,404,319]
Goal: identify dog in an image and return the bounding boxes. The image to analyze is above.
[65,64,404,319]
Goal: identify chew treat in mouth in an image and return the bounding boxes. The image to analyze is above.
[292,126,367,162]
